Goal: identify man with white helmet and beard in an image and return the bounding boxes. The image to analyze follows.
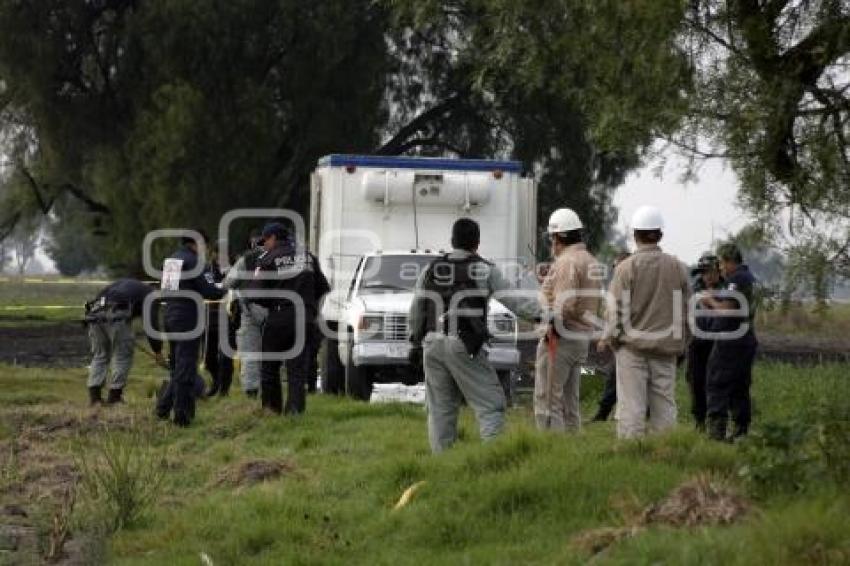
[535,208,604,432]
[598,206,690,439]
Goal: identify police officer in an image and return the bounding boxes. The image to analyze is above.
[687,253,724,431]
[222,231,266,397]
[84,279,164,405]
[409,218,513,453]
[701,243,758,441]
[253,222,329,415]
[155,231,226,427]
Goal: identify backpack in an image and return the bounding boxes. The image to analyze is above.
[415,254,491,356]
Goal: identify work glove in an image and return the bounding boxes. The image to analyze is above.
[408,344,423,369]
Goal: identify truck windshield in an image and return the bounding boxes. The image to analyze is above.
[358,255,435,293]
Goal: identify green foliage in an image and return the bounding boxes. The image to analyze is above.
[680,2,850,284]
[738,422,816,499]
[44,194,102,276]
[0,0,391,272]
[738,394,850,500]
[386,0,691,251]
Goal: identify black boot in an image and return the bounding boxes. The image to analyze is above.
[708,416,729,442]
[88,386,103,406]
[106,388,124,405]
[261,378,283,415]
[732,423,748,440]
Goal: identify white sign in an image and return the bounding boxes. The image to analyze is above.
[161,259,184,291]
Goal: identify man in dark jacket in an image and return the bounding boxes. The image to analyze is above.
[252,222,329,415]
[687,253,725,431]
[155,232,226,427]
[85,279,164,405]
[700,243,758,441]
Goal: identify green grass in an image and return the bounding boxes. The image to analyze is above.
[0,356,848,565]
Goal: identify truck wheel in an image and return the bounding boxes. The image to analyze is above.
[497,370,514,408]
[323,338,345,395]
[345,339,372,401]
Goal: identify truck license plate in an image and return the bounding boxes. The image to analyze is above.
[388,343,408,359]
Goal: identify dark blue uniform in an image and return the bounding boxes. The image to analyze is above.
[706,265,758,441]
[202,260,235,397]
[687,275,724,429]
[155,243,226,426]
[254,242,329,414]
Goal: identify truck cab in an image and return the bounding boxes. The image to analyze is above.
[325,250,520,399]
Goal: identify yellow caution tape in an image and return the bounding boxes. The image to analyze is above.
[0,277,112,285]
[0,300,223,310]
[0,305,80,310]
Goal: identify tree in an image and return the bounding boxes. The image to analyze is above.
[676,0,850,286]
[0,0,391,273]
[383,0,691,251]
[1,0,695,270]
[9,215,40,275]
[44,194,102,276]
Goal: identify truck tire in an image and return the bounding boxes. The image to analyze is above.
[323,338,345,395]
[497,370,514,408]
[345,338,373,401]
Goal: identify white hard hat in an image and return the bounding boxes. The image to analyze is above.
[547,208,583,233]
[631,205,664,231]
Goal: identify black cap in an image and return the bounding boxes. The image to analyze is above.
[260,222,287,242]
[691,252,719,276]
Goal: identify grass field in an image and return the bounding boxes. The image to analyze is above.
[0,277,102,326]
[1,356,848,565]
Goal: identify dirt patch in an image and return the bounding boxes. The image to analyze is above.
[0,323,89,368]
[214,459,297,488]
[5,406,139,444]
[571,474,751,557]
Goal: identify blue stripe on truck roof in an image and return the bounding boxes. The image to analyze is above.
[318,154,523,173]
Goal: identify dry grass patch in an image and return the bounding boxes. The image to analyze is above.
[214,459,297,489]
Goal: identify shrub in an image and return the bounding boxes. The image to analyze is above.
[73,422,168,532]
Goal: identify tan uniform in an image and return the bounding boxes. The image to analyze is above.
[603,243,690,439]
[534,243,603,431]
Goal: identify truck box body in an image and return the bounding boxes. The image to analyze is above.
[310,155,537,305]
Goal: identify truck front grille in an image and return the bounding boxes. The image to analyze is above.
[383,314,409,341]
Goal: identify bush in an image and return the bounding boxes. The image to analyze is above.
[73,422,168,532]
[738,396,850,498]
[737,422,816,499]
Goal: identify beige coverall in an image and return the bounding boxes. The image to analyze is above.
[534,243,603,432]
[602,243,690,439]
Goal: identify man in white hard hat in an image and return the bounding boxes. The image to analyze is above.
[598,205,690,439]
[535,208,603,431]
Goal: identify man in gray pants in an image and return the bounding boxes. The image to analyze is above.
[409,218,512,453]
[85,279,164,405]
[222,233,266,397]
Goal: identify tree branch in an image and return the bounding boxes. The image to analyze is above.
[375,94,465,155]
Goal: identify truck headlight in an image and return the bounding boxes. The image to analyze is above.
[357,314,384,339]
[489,315,516,339]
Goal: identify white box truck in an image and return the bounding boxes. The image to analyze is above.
[308,154,537,399]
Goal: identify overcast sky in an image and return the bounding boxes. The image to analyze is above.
[613,147,750,263]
